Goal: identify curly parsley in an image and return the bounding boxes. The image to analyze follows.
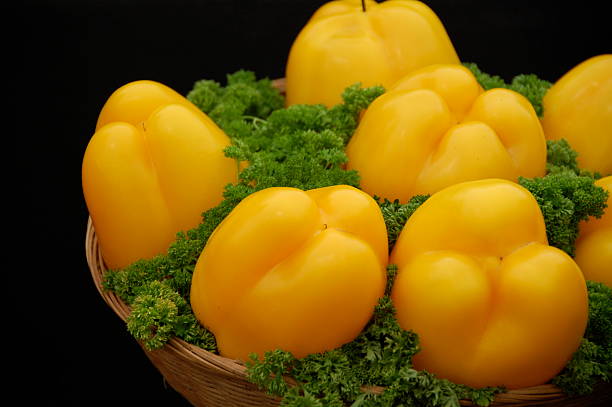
[376,195,429,251]
[519,139,608,257]
[187,70,284,139]
[553,281,612,395]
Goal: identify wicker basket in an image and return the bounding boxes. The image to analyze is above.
[85,217,611,407]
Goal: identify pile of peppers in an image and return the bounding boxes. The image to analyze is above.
[82,0,611,393]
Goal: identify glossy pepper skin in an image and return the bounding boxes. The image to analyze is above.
[82,80,238,270]
[541,54,612,175]
[575,176,612,287]
[190,185,388,361]
[285,0,459,107]
[390,179,588,389]
[346,64,547,203]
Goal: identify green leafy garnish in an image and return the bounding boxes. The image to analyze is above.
[377,195,429,251]
[187,69,284,139]
[126,280,216,351]
[546,139,582,175]
[514,138,608,256]
[552,281,612,395]
[545,138,602,179]
[223,103,361,191]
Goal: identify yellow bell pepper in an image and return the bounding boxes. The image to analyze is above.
[346,64,547,203]
[190,185,388,361]
[575,176,612,287]
[389,178,588,389]
[541,54,612,175]
[82,80,238,270]
[285,0,460,107]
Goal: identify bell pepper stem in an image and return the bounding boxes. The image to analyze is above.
[361,0,366,12]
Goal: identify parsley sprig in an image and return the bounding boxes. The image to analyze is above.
[519,139,609,256]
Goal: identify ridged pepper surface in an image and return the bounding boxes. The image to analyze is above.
[190,185,388,361]
[346,64,547,203]
[542,54,612,175]
[285,0,459,107]
[575,176,612,287]
[82,80,237,270]
[390,179,588,389]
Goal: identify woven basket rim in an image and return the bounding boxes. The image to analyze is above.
[86,218,253,378]
[84,216,601,406]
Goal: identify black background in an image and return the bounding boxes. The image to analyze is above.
[16,0,609,405]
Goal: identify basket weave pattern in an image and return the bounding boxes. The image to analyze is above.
[85,218,612,406]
